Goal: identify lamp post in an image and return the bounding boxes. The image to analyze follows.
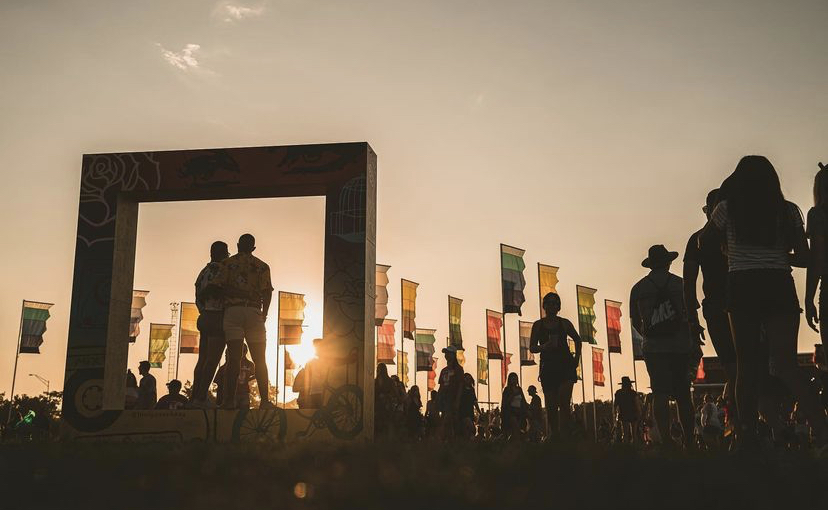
[28,373,49,394]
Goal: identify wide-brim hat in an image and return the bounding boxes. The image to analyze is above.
[642,244,679,268]
[619,376,634,385]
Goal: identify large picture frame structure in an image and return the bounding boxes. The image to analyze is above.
[62,142,376,442]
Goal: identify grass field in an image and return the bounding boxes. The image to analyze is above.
[1,440,826,510]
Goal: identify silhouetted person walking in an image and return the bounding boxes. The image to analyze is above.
[614,376,641,443]
[135,361,157,410]
[530,292,581,439]
[190,240,230,408]
[630,245,696,448]
[702,156,828,449]
[501,372,528,440]
[437,345,464,440]
[212,234,274,409]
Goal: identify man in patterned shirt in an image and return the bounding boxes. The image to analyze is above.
[212,233,274,409]
[189,241,229,408]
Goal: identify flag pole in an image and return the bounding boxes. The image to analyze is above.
[175,305,183,381]
[276,292,281,407]
[592,361,598,442]
[605,300,614,406]
[400,281,403,381]
[580,350,587,429]
[6,300,25,424]
[499,245,511,387]
[632,359,639,393]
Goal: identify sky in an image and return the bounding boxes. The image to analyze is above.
[1,0,827,404]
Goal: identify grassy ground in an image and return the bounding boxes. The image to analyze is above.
[1,440,826,510]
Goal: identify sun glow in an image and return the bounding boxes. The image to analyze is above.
[264,302,323,389]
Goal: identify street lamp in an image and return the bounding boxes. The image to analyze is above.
[28,373,49,394]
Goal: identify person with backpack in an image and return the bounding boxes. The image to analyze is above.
[630,244,698,448]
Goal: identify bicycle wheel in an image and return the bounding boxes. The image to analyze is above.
[325,384,363,440]
[232,407,287,442]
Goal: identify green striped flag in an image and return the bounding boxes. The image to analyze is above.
[20,301,53,354]
[415,328,437,371]
[576,285,598,345]
[501,244,526,315]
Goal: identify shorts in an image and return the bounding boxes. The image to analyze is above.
[643,352,691,397]
[223,306,267,343]
[539,353,577,395]
[197,310,225,341]
[726,269,800,315]
[702,307,736,364]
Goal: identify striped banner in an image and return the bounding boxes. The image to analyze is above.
[486,309,504,359]
[415,328,437,371]
[448,295,463,350]
[20,301,53,354]
[401,279,418,340]
[377,318,397,364]
[518,320,535,366]
[375,264,391,326]
[278,291,306,345]
[592,347,605,387]
[148,323,174,368]
[129,290,149,343]
[179,302,200,354]
[605,300,623,354]
[397,350,409,386]
[537,264,559,317]
[477,346,488,385]
[576,285,598,345]
[501,352,512,389]
[501,244,527,315]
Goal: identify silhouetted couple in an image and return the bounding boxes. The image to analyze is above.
[189,233,274,409]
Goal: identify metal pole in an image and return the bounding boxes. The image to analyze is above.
[592,373,598,442]
[174,303,182,381]
[632,359,639,393]
[580,354,587,429]
[6,300,25,424]
[275,292,281,407]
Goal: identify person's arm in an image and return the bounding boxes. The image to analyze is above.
[529,321,544,353]
[261,290,272,320]
[789,225,810,269]
[807,231,825,332]
[565,319,582,366]
[682,235,701,326]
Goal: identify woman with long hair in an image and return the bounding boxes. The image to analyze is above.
[501,372,528,440]
[529,292,582,439]
[805,165,828,366]
[702,155,827,449]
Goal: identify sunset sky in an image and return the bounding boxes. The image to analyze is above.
[2,1,827,403]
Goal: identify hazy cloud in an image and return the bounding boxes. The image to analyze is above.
[214,2,265,22]
[157,43,201,71]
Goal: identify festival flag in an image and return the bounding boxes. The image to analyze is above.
[129,290,149,343]
[576,285,598,345]
[401,279,418,340]
[448,296,463,350]
[415,328,437,371]
[397,350,410,386]
[427,358,437,391]
[519,320,535,366]
[285,349,296,387]
[377,318,397,364]
[695,357,706,383]
[148,323,173,368]
[477,346,488,385]
[632,328,645,361]
[605,300,623,354]
[537,264,559,317]
[375,264,391,326]
[569,339,582,380]
[501,352,512,389]
[19,301,53,354]
[501,244,527,315]
[592,347,605,387]
[178,302,200,354]
[486,309,504,359]
[278,291,306,345]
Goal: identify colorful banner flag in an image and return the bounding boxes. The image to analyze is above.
[456,348,466,367]
[375,264,391,326]
[576,285,598,345]
[592,347,605,387]
[518,320,535,366]
[632,328,645,361]
[501,352,512,389]
[148,323,173,368]
[179,302,200,354]
[477,346,488,385]
[397,350,409,386]
[401,279,418,340]
[415,328,437,371]
[486,309,504,359]
[537,264,559,317]
[129,290,149,343]
[501,244,527,315]
[569,339,582,380]
[695,357,706,383]
[427,358,437,391]
[278,291,306,345]
[19,301,53,354]
[377,318,397,364]
[448,296,463,350]
[605,300,623,354]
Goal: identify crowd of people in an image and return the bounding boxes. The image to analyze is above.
[375,156,828,453]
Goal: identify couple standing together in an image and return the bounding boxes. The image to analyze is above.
[189,233,275,409]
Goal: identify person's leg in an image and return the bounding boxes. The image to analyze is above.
[728,311,763,441]
[764,313,828,442]
[222,340,243,409]
[190,315,211,401]
[543,384,560,438]
[672,356,695,448]
[705,309,739,427]
[247,342,270,405]
[194,312,226,401]
[557,381,573,437]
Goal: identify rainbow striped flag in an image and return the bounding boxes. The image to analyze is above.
[592,347,605,387]
[486,309,504,359]
[501,352,512,389]
[129,290,149,343]
[518,320,535,366]
[377,318,396,364]
[501,244,526,315]
[605,300,623,354]
[375,264,391,326]
[415,328,437,371]
[537,264,559,317]
[576,285,598,345]
[401,279,418,340]
[448,296,463,350]
[20,301,53,354]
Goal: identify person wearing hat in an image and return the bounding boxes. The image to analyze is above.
[630,244,696,448]
[135,361,157,410]
[437,345,465,440]
[155,379,189,410]
[613,376,641,443]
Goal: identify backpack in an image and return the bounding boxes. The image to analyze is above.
[638,276,682,336]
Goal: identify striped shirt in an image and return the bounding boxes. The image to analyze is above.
[710,200,802,272]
